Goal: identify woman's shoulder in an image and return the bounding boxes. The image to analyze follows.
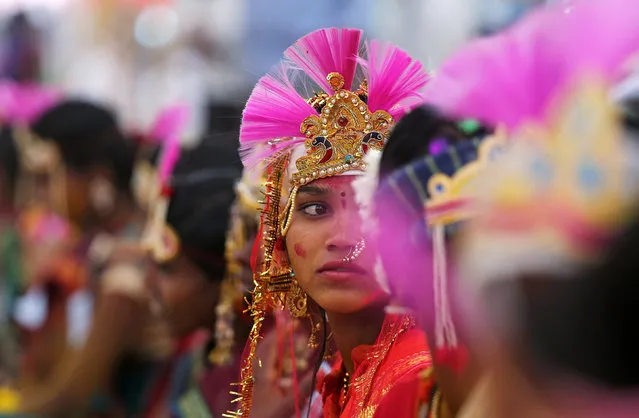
[381,326,432,378]
[373,367,448,418]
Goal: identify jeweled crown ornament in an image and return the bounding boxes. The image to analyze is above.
[294,72,393,186]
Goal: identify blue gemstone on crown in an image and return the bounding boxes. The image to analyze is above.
[345,154,355,164]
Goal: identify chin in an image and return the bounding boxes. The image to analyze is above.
[317,288,389,315]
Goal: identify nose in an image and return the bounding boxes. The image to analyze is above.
[325,207,363,253]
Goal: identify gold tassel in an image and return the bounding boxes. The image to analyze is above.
[227,154,290,418]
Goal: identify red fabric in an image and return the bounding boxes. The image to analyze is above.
[316,317,431,418]
[373,374,423,418]
[435,346,469,375]
[374,370,438,418]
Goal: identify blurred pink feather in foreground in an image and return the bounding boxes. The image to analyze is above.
[426,0,639,130]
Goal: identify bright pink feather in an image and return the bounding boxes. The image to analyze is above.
[240,66,316,166]
[283,28,362,92]
[427,0,639,130]
[362,40,429,120]
[2,82,61,125]
[158,133,181,186]
[153,104,189,185]
[240,28,428,168]
[149,103,189,145]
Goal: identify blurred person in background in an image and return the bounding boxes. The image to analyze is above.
[141,137,243,416]
[370,107,495,418]
[0,126,21,393]
[418,0,639,416]
[0,82,62,402]
[14,98,163,416]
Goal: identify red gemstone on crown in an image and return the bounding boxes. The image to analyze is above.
[337,116,348,127]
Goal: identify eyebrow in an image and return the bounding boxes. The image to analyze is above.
[297,185,331,196]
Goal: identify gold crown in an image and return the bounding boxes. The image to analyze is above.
[425,130,507,226]
[293,72,394,186]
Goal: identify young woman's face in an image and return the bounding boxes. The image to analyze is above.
[148,254,220,339]
[284,176,386,314]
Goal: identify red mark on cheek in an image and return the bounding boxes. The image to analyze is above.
[294,243,306,258]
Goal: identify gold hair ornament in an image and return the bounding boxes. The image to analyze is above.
[294,73,392,187]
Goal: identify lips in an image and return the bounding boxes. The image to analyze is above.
[317,261,367,280]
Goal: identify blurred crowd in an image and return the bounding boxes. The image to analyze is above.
[2,0,639,417]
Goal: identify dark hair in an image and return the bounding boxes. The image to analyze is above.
[374,105,490,263]
[166,137,242,282]
[30,100,136,194]
[0,127,19,200]
[509,97,639,389]
[378,105,486,182]
[507,209,639,390]
[205,102,243,134]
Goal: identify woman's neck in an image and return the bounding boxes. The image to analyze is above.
[326,303,387,374]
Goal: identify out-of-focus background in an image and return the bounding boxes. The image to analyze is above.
[0,0,545,144]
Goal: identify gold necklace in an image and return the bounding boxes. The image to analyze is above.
[341,371,351,405]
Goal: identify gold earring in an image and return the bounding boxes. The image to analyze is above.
[308,320,321,349]
[286,274,308,318]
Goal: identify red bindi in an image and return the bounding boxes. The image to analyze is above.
[294,243,306,258]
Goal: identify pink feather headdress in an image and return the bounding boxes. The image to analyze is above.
[240,27,428,170]
[426,0,639,131]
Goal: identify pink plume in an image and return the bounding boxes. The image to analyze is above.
[158,133,181,186]
[427,0,639,130]
[149,103,190,145]
[362,40,429,120]
[2,82,61,125]
[283,28,362,92]
[240,66,315,167]
[154,105,189,186]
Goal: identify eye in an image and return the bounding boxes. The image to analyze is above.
[299,203,330,217]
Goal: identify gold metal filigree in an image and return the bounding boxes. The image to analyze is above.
[228,154,290,418]
[293,72,394,186]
